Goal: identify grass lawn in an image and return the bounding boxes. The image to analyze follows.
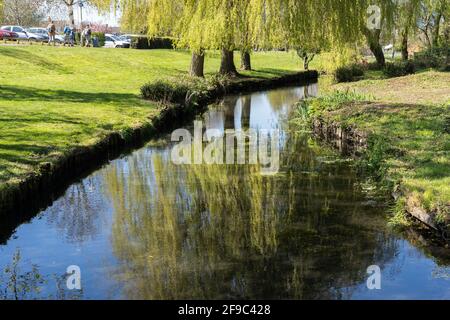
[0,45,303,187]
[309,70,450,222]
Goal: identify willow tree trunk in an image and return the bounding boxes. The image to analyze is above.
[401,28,409,61]
[240,51,251,71]
[190,52,205,77]
[433,13,442,47]
[220,49,238,76]
[365,28,385,67]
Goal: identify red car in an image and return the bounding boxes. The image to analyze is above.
[0,29,18,40]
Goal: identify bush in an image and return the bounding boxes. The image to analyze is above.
[413,46,449,70]
[366,62,382,71]
[141,79,191,104]
[383,61,416,77]
[334,64,365,83]
[74,32,105,47]
[131,36,175,50]
[92,32,105,47]
[141,75,231,106]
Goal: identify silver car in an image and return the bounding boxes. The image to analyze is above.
[27,27,65,43]
[1,26,44,41]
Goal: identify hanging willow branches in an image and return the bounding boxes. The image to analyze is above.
[91,0,423,74]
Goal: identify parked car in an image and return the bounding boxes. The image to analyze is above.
[0,29,18,40]
[27,28,65,43]
[1,26,44,41]
[118,35,132,44]
[55,34,65,43]
[104,34,131,48]
[26,27,49,41]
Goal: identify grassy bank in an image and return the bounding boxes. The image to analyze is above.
[299,70,450,232]
[0,46,303,190]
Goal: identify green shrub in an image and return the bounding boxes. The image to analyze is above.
[366,62,381,71]
[74,32,105,47]
[131,36,175,50]
[141,79,191,104]
[141,75,232,106]
[413,46,449,69]
[383,61,416,77]
[334,64,365,83]
[92,32,105,47]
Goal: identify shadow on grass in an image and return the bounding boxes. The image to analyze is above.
[0,47,72,74]
[0,84,141,107]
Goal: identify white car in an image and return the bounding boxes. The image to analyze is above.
[104,34,130,48]
[1,26,43,41]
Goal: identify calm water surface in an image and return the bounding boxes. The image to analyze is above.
[0,85,449,299]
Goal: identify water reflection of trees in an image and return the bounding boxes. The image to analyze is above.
[104,130,400,299]
[45,176,106,244]
[0,249,83,300]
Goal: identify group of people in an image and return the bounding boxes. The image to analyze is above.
[46,19,94,47]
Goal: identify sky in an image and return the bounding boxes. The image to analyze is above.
[53,3,121,27]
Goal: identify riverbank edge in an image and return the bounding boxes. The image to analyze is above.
[0,70,318,219]
[311,115,449,242]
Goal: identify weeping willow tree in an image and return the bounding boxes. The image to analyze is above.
[394,0,422,60]
[249,0,399,67]
[93,0,402,73]
[282,0,397,66]
[418,0,449,48]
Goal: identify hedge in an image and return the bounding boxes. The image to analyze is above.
[74,32,105,47]
[130,36,175,50]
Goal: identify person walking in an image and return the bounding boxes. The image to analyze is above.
[80,26,85,47]
[63,25,71,46]
[69,27,76,47]
[84,25,92,47]
[47,20,56,46]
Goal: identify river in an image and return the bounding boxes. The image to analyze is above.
[0,84,449,299]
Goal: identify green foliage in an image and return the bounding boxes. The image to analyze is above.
[334,64,365,83]
[361,135,388,177]
[413,46,450,69]
[92,32,106,47]
[141,74,231,105]
[130,36,175,50]
[383,61,416,77]
[74,32,105,47]
[388,197,412,228]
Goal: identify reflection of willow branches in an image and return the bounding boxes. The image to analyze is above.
[104,130,400,299]
[265,87,308,111]
[105,148,280,299]
[45,176,105,244]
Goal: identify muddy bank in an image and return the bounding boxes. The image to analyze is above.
[0,71,318,240]
[311,116,449,243]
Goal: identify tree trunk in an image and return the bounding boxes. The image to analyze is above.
[365,28,385,67]
[240,51,251,71]
[189,51,205,77]
[220,49,238,76]
[401,28,409,61]
[433,13,442,47]
[68,3,75,27]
